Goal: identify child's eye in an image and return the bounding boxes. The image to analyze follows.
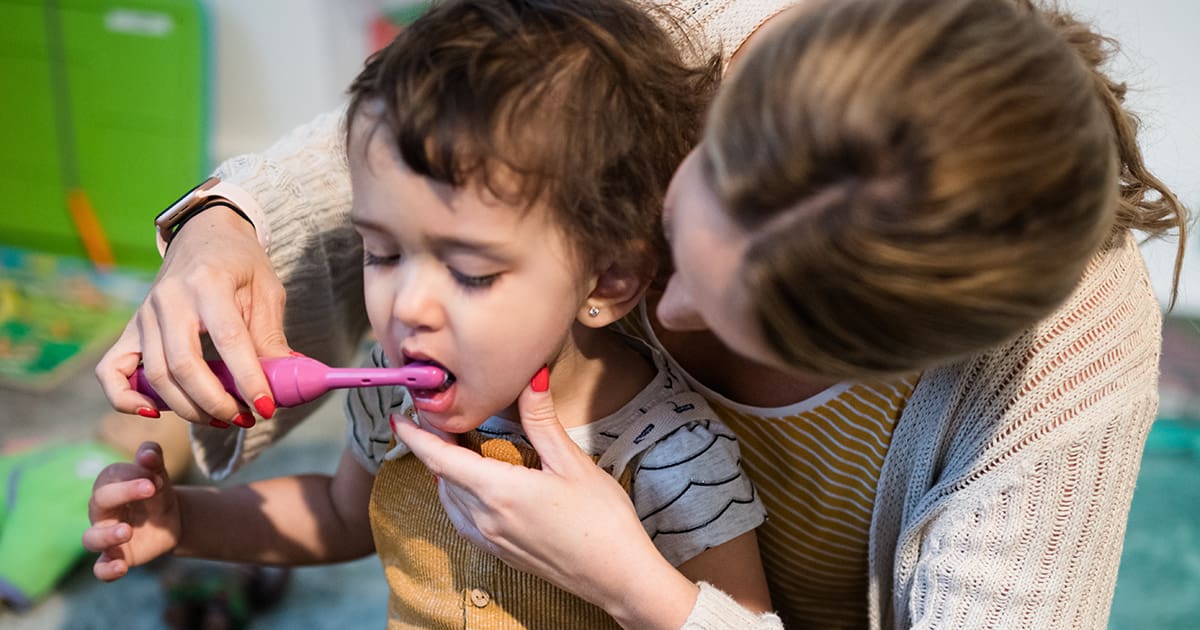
[449,267,500,289]
[363,251,401,266]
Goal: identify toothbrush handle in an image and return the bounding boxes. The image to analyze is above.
[130,356,337,410]
[130,360,253,411]
[129,357,447,412]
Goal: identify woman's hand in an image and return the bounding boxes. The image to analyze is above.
[391,376,700,629]
[83,442,182,582]
[95,207,291,427]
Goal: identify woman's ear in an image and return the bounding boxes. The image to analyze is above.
[578,259,651,328]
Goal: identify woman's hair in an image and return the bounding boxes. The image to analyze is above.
[705,0,1188,377]
[346,0,718,272]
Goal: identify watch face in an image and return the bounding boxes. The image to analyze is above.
[155,177,219,226]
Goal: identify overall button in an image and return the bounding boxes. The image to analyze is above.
[470,588,491,608]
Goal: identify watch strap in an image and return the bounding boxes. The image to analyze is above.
[155,178,272,256]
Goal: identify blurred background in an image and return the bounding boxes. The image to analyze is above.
[0,0,1196,628]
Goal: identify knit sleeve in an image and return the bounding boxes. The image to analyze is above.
[657,0,796,70]
[896,398,1157,629]
[683,583,784,629]
[189,105,371,480]
[878,234,1163,629]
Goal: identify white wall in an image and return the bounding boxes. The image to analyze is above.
[1064,0,1200,314]
[204,0,1200,314]
[204,0,376,160]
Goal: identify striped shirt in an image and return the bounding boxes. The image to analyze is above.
[633,307,916,628]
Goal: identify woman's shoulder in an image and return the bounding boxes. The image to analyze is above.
[916,232,1162,448]
[643,0,797,68]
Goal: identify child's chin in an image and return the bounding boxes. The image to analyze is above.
[416,413,482,435]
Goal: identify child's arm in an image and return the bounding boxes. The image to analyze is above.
[84,441,374,581]
[676,530,771,614]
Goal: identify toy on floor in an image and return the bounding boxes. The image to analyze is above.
[0,412,190,611]
[160,560,290,630]
[0,440,124,610]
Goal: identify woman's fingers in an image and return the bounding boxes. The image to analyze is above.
[137,298,214,425]
[153,284,239,425]
[194,279,279,419]
[515,377,590,476]
[390,415,510,489]
[94,320,160,416]
[95,207,287,424]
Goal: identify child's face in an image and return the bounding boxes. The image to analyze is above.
[350,129,596,433]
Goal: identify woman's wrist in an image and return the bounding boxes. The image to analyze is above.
[175,203,259,244]
[604,551,700,630]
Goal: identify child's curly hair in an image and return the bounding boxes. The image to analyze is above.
[347,0,719,274]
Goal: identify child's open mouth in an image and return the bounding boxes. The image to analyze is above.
[404,357,457,413]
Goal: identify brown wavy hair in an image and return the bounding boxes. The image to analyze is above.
[704,0,1188,378]
[346,0,718,271]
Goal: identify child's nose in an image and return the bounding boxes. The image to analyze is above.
[393,271,445,332]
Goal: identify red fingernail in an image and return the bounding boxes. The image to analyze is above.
[136,407,160,419]
[530,366,550,392]
[253,395,276,419]
[210,419,231,429]
[289,351,306,357]
[232,412,255,428]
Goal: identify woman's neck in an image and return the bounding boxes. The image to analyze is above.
[647,313,837,408]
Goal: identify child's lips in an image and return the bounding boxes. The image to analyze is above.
[410,380,456,413]
[401,353,457,413]
[401,353,457,392]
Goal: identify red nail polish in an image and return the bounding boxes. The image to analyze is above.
[253,395,276,419]
[210,419,231,429]
[232,412,255,428]
[289,351,306,357]
[136,407,161,419]
[530,366,550,392]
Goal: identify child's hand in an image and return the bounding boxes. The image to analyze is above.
[83,441,181,581]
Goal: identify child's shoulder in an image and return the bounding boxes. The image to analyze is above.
[617,392,764,567]
[619,391,740,471]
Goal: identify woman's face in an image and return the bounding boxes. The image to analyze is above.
[657,149,788,371]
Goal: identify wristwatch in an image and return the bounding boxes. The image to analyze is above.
[154,176,267,255]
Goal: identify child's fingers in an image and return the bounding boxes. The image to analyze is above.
[92,552,129,582]
[82,521,131,553]
[91,477,158,513]
[133,441,166,476]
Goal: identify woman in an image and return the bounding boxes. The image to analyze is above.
[98,0,1187,627]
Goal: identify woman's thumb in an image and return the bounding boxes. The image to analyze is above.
[518,366,584,474]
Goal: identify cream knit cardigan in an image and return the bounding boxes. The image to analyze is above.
[682,231,1162,629]
[187,3,1163,627]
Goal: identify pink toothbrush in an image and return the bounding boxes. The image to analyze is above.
[130,356,449,411]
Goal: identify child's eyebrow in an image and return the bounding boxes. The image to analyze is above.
[429,236,512,263]
[349,217,511,262]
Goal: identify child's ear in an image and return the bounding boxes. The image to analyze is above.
[578,259,650,328]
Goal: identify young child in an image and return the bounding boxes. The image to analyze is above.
[84,0,771,626]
